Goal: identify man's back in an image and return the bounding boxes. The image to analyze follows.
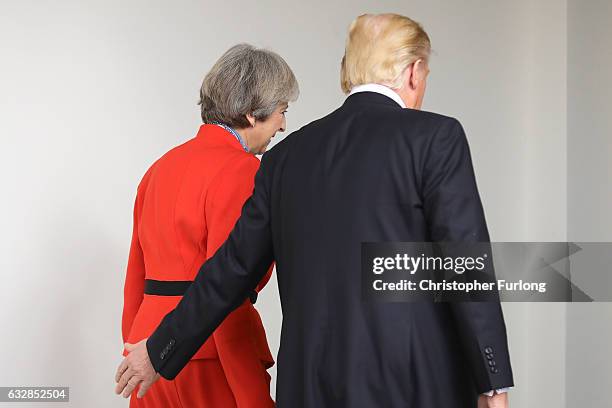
[265,91,507,407]
[147,92,514,408]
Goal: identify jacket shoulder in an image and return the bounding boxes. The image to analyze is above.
[394,107,461,130]
[136,137,195,189]
[212,152,260,184]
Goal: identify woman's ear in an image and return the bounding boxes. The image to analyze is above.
[246,114,256,127]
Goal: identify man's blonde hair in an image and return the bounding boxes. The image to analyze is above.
[340,13,431,94]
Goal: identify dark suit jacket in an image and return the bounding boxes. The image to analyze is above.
[147,92,514,407]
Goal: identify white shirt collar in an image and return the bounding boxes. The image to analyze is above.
[348,83,406,108]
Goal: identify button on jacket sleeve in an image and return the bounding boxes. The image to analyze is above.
[146,154,275,380]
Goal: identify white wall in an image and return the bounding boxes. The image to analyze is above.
[520,1,568,406]
[0,0,602,407]
[566,1,612,407]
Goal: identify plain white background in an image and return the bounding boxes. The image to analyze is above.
[0,0,610,407]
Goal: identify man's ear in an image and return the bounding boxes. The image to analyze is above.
[401,63,416,91]
[410,59,426,89]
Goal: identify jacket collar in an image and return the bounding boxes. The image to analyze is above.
[348,83,406,108]
[195,124,248,152]
[342,91,406,109]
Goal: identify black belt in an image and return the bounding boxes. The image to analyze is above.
[144,279,258,304]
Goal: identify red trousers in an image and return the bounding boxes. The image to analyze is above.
[129,359,273,407]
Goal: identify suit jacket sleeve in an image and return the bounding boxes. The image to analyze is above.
[121,173,150,344]
[204,156,275,406]
[421,118,514,393]
[146,153,275,380]
[203,157,273,297]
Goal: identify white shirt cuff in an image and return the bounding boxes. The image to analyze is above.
[482,387,511,396]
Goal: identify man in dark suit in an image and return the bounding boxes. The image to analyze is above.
[116,13,514,408]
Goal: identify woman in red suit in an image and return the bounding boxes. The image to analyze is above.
[121,44,299,407]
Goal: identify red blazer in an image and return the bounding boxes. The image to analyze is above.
[122,124,274,403]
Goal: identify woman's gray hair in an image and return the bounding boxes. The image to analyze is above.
[199,44,299,128]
